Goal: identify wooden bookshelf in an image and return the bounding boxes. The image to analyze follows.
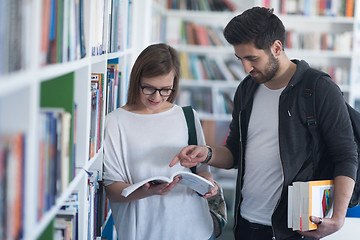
[0,0,136,239]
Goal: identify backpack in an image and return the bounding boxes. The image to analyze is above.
[302,68,360,208]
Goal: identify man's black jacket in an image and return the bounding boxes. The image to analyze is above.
[225,60,358,239]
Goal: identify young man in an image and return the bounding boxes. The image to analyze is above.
[170,7,358,240]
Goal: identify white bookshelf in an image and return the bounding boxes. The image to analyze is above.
[150,0,360,121]
[151,1,243,121]
[0,0,137,239]
[266,0,359,106]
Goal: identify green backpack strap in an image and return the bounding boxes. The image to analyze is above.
[181,106,197,174]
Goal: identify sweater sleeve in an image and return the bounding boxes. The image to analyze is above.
[316,76,358,180]
[103,112,129,186]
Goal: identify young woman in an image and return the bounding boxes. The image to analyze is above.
[103,43,217,240]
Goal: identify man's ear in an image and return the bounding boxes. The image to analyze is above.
[272,40,283,57]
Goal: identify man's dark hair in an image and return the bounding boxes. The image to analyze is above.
[223,7,286,50]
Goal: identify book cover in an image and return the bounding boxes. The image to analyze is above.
[195,25,211,46]
[38,219,55,240]
[288,180,334,231]
[91,73,104,151]
[41,0,51,65]
[345,0,354,17]
[89,88,99,159]
[121,171,214,197]
[303,180,334,231]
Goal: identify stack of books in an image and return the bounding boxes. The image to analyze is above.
[288,180,334,231]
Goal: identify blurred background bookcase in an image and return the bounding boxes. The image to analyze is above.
[151,0,360,117]
[1,0,360,239]
[149,0,360,153]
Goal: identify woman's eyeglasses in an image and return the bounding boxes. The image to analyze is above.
[140,86,175,96]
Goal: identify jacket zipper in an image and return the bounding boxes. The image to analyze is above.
[233,111,243,235]
[271,91,289,239]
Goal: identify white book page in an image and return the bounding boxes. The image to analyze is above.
[121,171,214,197]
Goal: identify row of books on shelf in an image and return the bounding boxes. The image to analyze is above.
[89,61,123,159]
[38,107,74,219]
[93,0,134,56]
[108,0,126,53]
[39,176,110,240]
[179,52,246,81]
[53,193,79,240]
[38,72,77,222]
[288,180,334,231]
[19,0,133,68]
[215,91,234,115]
[106,60,124,113]
[285,30,352,53]
[279,0,355,17]
[89,0,106,56]
[317,65,350,86]
[0,0,32,74]
[88,173,109,239]
[34,63,123,228]
[165,18,229,47]
[41,0,86,65]
[178,21,229,47]
[178,51,352,87]
[177,88,234,115]
[177,88,212,114]
[89,73,104,159]
[166,0,237,11]
[0,132,25,240]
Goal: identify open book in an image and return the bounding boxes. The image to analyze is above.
[121,171,214,197]
[288,180,334,231]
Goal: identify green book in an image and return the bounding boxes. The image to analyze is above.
[38,219,54,240]
[40,72,75,182]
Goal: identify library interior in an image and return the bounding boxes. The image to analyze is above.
[1,0,360,239]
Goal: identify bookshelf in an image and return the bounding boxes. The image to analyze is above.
[0,0,136,239]
[150,0,360,142]
[153,0,359,116]
[152,2,244,122]
[259,0,360,107]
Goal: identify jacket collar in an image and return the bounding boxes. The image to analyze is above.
[283,59,311,93]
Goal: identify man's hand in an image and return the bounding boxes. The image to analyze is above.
[169,145,208,168]
[298,216,344,239]
[299,175,354,239]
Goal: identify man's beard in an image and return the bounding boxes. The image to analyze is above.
[252,54,279,84]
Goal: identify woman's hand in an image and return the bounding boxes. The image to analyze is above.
[202,177,219,199]
[140,177,182,196]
